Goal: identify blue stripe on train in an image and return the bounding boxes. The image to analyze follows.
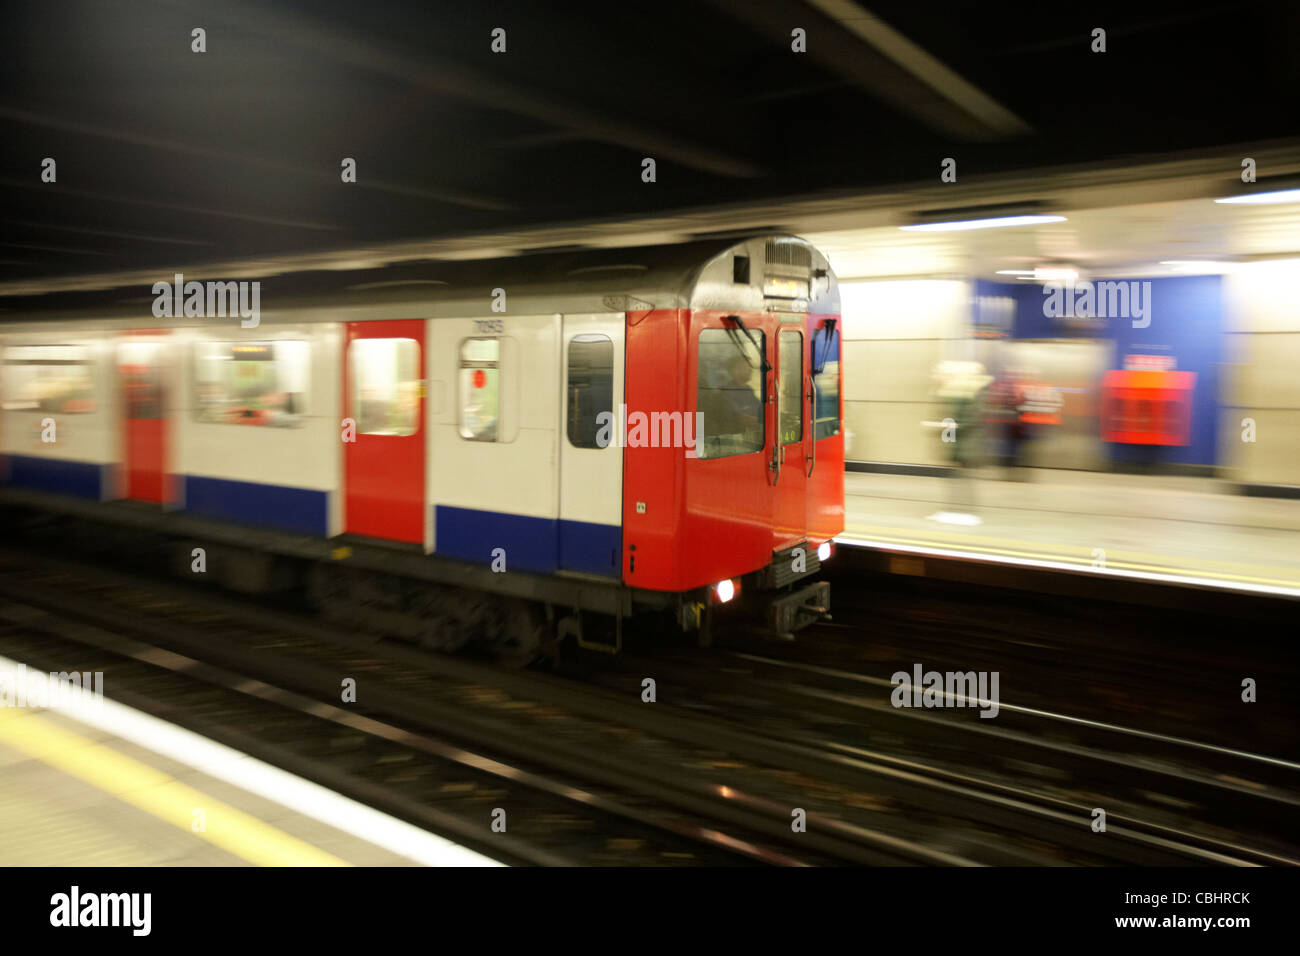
[4,454,105,499]
[559,517,622,577]
[435,505,621,577]
[183,475,328,537]
[1,461,619,575]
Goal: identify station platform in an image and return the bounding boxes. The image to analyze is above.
[0,653,499,866]
[841,469,1300,598]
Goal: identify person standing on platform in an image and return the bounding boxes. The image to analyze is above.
[925,360,992,525]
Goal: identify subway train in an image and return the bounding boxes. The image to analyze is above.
[0,235,843,655]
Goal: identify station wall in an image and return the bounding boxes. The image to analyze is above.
[838,279,972,468]
[1220,259,1300,489]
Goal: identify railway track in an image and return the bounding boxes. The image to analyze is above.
[0,600,812,866]
[4,544,1292,865]
[0,548,971,866]
[558,637,1300,867]
[813,561,1296,755]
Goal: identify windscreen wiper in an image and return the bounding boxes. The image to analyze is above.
[725,315,770,373]
[812,318,837,376]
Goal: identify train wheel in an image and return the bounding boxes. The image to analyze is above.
[491,600,546,668]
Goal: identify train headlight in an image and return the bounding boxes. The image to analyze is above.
[713,579,736,603]
[817,541,833,563]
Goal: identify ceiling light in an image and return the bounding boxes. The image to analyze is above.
[1214,189,1300,205]
[1159,260,1235,272]
[900,214,1066,232]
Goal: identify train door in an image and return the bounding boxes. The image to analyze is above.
[688,311,776,573]
[119,330,168,503]
[558,314,624,576]
[807,315,844,541]
[343,320,425,543]
[771,318,808,552]
[427,315,561,571]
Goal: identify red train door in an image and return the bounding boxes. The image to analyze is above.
[771,320,808,552]
[685,311,776,583]
[343,320,426,543]
[120,331,168,503]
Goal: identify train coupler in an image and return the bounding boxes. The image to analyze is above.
[764,580,831,640]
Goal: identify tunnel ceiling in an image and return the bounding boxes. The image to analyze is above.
[2,0,1298,283]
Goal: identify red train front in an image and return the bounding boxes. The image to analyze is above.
[622,236,843,640]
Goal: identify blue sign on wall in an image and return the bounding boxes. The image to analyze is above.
[973,275,1223,465]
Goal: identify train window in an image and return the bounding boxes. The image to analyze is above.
[778,331,803,444]
[459,337,500,442]
[2,345,97,413]
[119,341,164,420]
[812,323,840,441]
[566,334,613,449]
[348,338,418,436]
[697,328,765,459]
[195,341,310,427]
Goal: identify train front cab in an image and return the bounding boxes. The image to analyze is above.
[623,238,844,640]
[686,308,842,639]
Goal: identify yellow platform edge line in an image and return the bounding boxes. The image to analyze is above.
[0,707,348,867]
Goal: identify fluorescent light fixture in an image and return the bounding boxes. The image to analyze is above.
[998,266,1079,281]
[1214,189,1300,205]
[900,214,1066,232]
[1160,260,1235,273]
